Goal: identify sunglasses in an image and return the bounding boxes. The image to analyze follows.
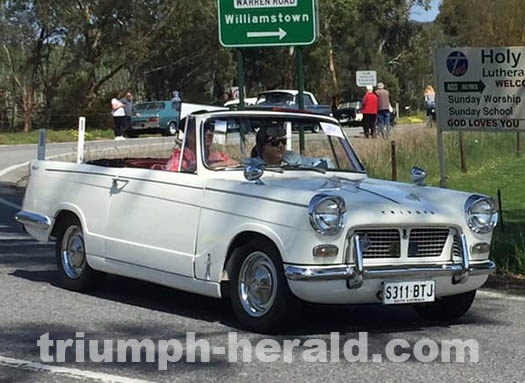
[267,137,287,147]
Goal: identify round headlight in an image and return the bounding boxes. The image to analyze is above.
[309,195,346,235]
[465,195,498,234]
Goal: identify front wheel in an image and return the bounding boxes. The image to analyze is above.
[413,290,476,321]
[229,239,301,333]
[55,216,101,291]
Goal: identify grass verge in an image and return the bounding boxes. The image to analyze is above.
[0,129,115,145]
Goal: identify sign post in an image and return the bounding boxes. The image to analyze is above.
[236,50,245,109]
[37,129,46,161]
[77,117,86,164]
[434,46,525,187]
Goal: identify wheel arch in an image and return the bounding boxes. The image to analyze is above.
[221,230,283,284]
[50,204,87,239]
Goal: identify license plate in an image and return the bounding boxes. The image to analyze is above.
[383,280,435,304]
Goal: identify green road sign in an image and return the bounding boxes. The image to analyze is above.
[218,0,318,48]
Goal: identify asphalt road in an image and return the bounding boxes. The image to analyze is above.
[0,183,524,382]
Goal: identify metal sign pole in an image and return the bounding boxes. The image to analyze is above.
[236,49,245,110]
[297,46,305,154]
[433,47,447,188]
[37,128,46,160]
[77,117,86,164]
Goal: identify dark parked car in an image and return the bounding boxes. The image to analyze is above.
[332,100,363,127]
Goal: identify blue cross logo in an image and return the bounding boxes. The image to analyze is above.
[447,51,469,77]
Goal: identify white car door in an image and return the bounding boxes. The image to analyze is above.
[104,169,204,278]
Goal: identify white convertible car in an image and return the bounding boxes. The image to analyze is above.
[16,110,498,332]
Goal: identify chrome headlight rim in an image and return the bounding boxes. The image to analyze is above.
[465,195,498,234]
[308,194,347,236]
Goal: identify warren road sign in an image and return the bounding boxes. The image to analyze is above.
[218,0,318,48]
[435,47,525,132]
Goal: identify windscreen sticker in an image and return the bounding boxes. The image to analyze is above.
[320,122,344,138]
[214,120,227,133]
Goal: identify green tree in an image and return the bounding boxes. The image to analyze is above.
[438,0,525,46]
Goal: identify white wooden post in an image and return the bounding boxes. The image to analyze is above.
[285,121,292,151]
[77,117,86,164]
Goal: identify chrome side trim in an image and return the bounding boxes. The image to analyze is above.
[206,188,309,208]
[285,260,496,282]
[14,210,51,230]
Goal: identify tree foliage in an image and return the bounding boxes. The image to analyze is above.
[0,0,434,131]
[438,0,525,46]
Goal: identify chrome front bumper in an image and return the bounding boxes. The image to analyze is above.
[285,234,496,289]
[15,210,51,230]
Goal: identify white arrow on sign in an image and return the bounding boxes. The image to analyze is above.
[247,27,287,40]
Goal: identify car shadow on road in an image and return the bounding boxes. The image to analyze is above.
[10,267,506,336]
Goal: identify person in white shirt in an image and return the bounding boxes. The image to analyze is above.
[424,85,436,128]
[111,93,126,140]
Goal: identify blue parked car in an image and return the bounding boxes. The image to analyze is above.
[130,101,180,137]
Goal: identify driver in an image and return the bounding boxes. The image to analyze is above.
[252,125,287,165]
[251,123,333,168]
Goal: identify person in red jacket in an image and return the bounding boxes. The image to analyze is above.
[361,86,379,138]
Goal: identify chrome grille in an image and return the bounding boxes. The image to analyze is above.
[408,228,449,257]
[354,229,401,258]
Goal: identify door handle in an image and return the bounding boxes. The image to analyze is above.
[111,176,129,187]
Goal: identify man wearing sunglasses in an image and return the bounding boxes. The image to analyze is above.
[252,124,333,168]
[254,126,288,165]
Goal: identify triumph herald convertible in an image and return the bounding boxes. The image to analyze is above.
[16,110,498,332]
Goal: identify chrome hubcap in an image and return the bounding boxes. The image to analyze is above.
[238,252,277,317]
[61,225,86,279]
[169,122,177,135]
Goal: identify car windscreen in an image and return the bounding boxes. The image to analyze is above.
[256,93,295,105]
[146,102,166,110]
[200,116,365,173]
[134,103,149,111]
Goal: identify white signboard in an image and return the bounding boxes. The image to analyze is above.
[356,71,377,87]
[435,47,525,131]
[320,122,344,138]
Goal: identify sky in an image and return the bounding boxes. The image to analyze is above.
[410,0,442,22]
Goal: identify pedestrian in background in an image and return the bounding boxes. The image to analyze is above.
[375,82,391,138]
[424,85,436,128]
[330,94,340,116]
[361,86,378,138]
[171,90,182,114]
[120,91,133,137]
[111,92,126,140]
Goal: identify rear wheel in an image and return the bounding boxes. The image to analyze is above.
[55,216,101,291]
[413,290,476,321]
[229,239,301,333]
[124,130,138,138]
[311,124,321,133]
[163,121,178,136]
